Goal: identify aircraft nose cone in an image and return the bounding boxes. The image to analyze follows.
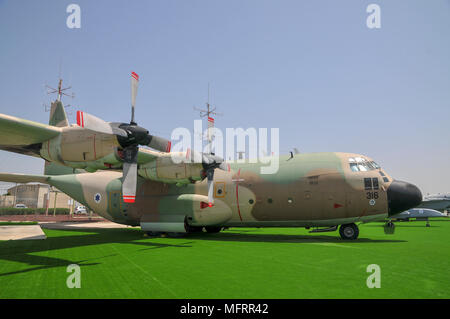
[387,180,422,216]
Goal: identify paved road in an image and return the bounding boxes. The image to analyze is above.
[0,225,46,240]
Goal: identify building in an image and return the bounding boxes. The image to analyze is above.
[0,183,74,209]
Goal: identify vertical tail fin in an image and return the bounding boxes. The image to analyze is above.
[49,100,69,127]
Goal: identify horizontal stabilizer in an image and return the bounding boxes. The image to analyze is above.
[0,114,61,145]
[0,173,50,184]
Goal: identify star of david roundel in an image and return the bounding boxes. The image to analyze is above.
[94,193,102,203]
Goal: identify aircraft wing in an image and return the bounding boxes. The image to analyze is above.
[0,114,61,156]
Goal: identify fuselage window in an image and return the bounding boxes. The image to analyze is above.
[364,178,372,190]
[379,171,385,177]
[308,175,319,185]
[372,178,379,190]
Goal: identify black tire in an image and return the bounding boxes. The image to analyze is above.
[184,216,204,233]
[185,224,203,233]
[205,226,222,233]
[339,223,359,240]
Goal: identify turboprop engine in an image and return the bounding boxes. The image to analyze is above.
[139,149,230,206]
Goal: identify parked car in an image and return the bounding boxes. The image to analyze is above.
[15,203,27,208]
[74,206,87,215]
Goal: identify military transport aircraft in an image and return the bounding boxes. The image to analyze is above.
[0,73,422,240]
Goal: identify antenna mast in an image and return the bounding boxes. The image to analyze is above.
[194,83,223,154]
[43,76,75,113]
[45,78,74,102]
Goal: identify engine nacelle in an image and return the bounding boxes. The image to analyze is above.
[139,152,204,184]
[140,194,232,233]
[40,126,120,166]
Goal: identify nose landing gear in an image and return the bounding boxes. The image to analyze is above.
[339,223,359,240]
[384,220,395,234]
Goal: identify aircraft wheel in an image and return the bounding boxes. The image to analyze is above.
[339,223,359,240]
[185,224,203,233]
[205,226,222,233]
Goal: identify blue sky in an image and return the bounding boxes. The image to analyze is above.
[0,0,449,194]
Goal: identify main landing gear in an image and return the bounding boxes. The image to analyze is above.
[339,223,359,240]
[204,226,222,233]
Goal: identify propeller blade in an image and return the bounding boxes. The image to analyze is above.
[147,135,172,152]
[206,168,215,206]
[122,146,138,203]
[76,111,114,134]
[131,71,139,123]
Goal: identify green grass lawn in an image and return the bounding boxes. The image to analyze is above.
[0,222,38,226]
[0,220,449,298]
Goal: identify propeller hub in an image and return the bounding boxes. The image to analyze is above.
[117,123,151,148]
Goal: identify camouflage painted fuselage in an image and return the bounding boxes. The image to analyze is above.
[48,152,391,231]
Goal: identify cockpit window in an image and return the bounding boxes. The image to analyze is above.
[371,161,380,169]
[357,164,368,171]
[348,157,380,172]
[366,162,375,170]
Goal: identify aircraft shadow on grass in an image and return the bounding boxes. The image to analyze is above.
[186,230,407,244]
[0,227,192,277]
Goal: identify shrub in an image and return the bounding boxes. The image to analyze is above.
[0,207,70,215]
